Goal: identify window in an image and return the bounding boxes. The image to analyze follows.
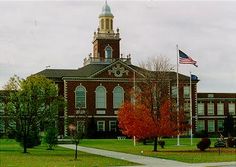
[97,121,105,132]
[171,86,177,98]
[113,86,124,108]
[96,110,106,114]
[208,120,215,132]
[184,102,190,112]
[183,86,190,98]
[131,86,141,105]
[106,19,109,29]
[217,120,224,131]
[101,19,104,29]
[96,86,106,108]
[207,103,214,115]
[105,46,112,59]
[197,103,204,115]
[217,103,224,115]
[110,19,113,29]
[75,85,86,108]
[109,121,117,132]
[197,120,205,131]
[77,121,85,133]
[229,103,235,115]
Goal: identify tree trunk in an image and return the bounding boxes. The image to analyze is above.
[75,143,78,160]
[23,133,27,153]
[153,137,158,152]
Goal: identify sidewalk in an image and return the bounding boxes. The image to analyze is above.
[59,144,236,167]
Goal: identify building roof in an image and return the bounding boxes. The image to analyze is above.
[36,64,108,79]
[99,1,113,17]
[37,61,193,82]
[197,92,236,99]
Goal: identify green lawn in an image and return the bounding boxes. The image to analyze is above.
[0,139,138,167]
[80,138,236,163]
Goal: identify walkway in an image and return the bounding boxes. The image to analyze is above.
[59,144,236,167]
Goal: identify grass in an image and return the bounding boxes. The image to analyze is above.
[0,139,139,167]
[79,138,236,163]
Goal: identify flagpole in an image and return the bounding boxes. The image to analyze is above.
[133,71,136,146]
[176,44,180,146]
[190,72,193,146]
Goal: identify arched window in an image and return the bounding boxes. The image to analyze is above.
[96,86,106,108]
[75,85,86,108]
[105,46,112,59]
[113,86,124,108]
[130,86,141,105]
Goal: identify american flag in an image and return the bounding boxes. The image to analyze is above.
[179,50,198,67]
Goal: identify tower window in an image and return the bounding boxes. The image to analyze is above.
[101,19,104,29]
[105,46,112,59]
[106,19,109,29]
[110,19,113,29]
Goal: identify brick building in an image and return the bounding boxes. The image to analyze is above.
[37,2,198,137]
[196,93,236,134]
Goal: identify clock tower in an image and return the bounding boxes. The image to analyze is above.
[92,1,121,62]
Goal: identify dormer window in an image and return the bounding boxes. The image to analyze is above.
[105,45,112,59]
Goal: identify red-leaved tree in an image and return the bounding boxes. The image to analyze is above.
[118,100,189,151]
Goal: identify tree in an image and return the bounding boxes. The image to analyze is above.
[5,75,65,153]
[223,114,235,137]
[118,100,186,151]
[44,127,58,150]
[139,56,174,151]
[119,56,189,151]
[69,105,87,160]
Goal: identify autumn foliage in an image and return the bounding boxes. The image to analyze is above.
[118,100,189,140]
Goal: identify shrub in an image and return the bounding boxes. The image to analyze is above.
[227,137,236,148]
[44,127,58,150]
[197,138,211,151]
[158,140,165,148]
[214,139,226,148]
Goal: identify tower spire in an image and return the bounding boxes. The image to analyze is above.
[98,1,114,34]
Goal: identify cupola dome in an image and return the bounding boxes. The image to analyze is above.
[99,1,113,17]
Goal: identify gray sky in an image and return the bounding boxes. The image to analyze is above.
[0,0,235,92]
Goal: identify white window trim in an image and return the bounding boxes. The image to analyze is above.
[97,121,105,132]
[95,85,107,109]
[229,103,235,115]
[77,121,85,133]
[197,120,205,131]
[171,85,177,98]
[183,86,190,98]
[113,85,124,109]
[109,121,117,132]
[208,120,215,132]
[207,103,214,115]
[197,103,204,115]
[217,103,224,115]
[74,84,87,109]
[104,45,113,59]
[96,110,106,115]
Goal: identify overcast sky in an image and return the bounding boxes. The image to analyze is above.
[0,0,235,92]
